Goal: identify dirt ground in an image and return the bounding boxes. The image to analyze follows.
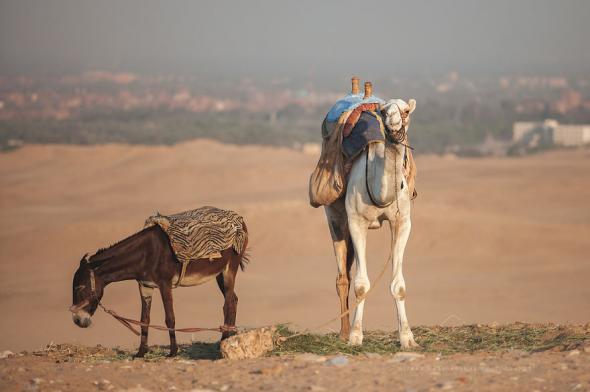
[1,339,589,392]
[0,141,589,390]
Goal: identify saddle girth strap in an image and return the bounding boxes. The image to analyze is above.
[175,261,190,288]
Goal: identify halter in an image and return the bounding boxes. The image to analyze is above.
[382,102,413,148]
[69,263,98,313]
[89,268,97,299]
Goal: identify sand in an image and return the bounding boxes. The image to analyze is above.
[2,347,589,392]
[0,141,589,353]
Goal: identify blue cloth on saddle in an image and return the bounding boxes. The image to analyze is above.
[325,93,385,122]
[342,111,385,160]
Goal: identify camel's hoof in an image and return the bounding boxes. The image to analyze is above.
[400,333,420,350]
[348,331,363,346]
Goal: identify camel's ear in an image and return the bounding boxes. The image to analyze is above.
[80,253,89,265]
[408,99,417,114]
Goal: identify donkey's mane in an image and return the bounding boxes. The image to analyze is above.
[90,225,156,262]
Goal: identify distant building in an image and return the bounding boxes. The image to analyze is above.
[553,124,590,146]
[512,120,590,147]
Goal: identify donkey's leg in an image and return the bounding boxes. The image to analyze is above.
[348,215,370,346]
[389,217,419,349]
[216,262,239,341]
[325,203,354,340]
[134,282,153,358]
[159,283,178,356]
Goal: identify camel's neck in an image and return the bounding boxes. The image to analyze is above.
[352,141,407,208]
[381,143,406,200]
[385,142,405,175]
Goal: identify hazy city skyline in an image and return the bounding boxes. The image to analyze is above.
[1,0,589,80]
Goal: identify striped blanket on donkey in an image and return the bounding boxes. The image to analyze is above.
[144,206,247,286]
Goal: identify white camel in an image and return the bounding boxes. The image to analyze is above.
[324,98,419,348]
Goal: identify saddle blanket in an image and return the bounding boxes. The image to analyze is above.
[325,93,385,123]
[144,206,247,264]
[342,111,386,160]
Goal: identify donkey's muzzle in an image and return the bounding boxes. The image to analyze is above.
[72,311,92,328]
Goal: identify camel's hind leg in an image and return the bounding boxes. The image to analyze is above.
[325,201,354,341]
[389,216,419,349]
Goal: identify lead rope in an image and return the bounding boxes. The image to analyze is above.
[280,145,402,343]
[97,302,237,336]
[92,146,404,342]
[84,266,236,336]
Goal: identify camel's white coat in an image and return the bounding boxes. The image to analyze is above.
[324,98,419,348]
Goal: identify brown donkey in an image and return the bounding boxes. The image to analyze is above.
[70,223,249,358]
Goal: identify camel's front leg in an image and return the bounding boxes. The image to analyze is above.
[390,216,419,349]
[134,283,153,358]
[325,203,354,341]
[160,283,178,357]
[348,215,370,346]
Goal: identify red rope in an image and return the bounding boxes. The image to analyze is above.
[98,302,237,336]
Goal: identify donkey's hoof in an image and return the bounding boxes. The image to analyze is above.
[133,350,148,359]
[221,331,237,341]
[167,346,178,357]
[348,331,363,346]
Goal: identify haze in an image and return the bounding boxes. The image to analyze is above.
[1,0,589,79]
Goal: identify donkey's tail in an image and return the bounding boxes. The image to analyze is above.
[238,220,250,271]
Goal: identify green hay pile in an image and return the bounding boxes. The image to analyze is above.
[272,323,590,356]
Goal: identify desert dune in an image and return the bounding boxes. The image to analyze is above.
[0,141,589,352]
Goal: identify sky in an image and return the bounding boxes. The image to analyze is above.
[1,0,589,79]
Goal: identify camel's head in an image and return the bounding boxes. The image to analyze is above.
[381,98,417,133]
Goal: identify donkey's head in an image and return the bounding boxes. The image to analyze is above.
[70,254,103,328]
[381,98,417,133]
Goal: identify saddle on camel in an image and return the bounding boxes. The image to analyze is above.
[309,77,417,207]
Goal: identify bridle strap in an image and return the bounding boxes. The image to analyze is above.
[90,268,97,298]
[69,264,98,313]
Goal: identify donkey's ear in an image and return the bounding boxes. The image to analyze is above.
[408,99,417,114]
[79,253,89,265]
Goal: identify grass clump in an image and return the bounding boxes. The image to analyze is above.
[272,323,590,356]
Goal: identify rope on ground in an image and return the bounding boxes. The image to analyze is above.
[99,153,401,342]
[98,235,392,342]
